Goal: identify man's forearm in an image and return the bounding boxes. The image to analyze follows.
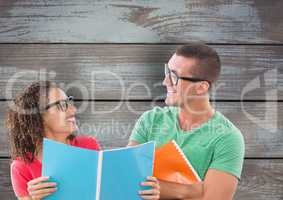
[159,180,203,199]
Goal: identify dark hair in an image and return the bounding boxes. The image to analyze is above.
[5,81,74,163]
[176,43,221,85]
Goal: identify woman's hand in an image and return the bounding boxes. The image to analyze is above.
[27,176,57,200]
[139,176,160,200]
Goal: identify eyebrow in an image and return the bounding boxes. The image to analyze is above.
[167,64,180,75]
[170,69,178,75]
[48,98,67,104]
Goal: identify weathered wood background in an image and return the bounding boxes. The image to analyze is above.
[0,0,282,199]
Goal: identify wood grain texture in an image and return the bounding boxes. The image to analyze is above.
[1,101,282,157]
[0,158,282,200]
[0,1,282,200]
[235,159,283,200]
[0,0,282,43]
[0,44,282,100]
[0,159,14,200]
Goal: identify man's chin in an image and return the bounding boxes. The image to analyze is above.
[165,97,177,106]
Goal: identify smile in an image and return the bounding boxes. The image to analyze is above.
[66,117,76,123]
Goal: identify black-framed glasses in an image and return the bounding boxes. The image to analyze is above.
[164,64,210,86]
[44,96,74,112]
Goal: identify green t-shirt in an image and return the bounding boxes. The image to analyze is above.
[130,106,245,180]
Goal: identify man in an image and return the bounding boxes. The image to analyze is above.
[128,43,245,200]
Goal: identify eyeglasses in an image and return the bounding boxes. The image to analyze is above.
[164,64,210,86]
[44,96,74,112]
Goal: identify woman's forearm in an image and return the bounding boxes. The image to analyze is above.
[18,196,32,200]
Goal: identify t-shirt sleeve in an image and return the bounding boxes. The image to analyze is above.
[209,131,245,180]
[10,161,31,197]
[129,111,152,144]
[86,136,100,150]
[76,135,100,151]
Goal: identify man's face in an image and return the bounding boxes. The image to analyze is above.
[162,53,200,107]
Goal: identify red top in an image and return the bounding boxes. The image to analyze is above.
[10,135,100,197]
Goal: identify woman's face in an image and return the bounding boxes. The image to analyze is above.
[42,87,78,139]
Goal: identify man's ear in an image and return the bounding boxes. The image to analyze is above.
[196,81,210,95]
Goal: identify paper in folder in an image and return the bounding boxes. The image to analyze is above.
[42,138,155,200]
[153,140,201,184]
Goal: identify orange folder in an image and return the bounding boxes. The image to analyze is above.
[153,140,201,184]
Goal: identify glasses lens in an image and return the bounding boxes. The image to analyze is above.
[57,101,68,111]
[57,96,74,112]
[165,64,175,85]
[165,64,169,76]
[170,71,178,85]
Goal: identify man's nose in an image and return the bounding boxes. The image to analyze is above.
[162,75,171,86]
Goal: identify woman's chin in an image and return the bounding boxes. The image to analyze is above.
[67,123,78,132]
[59,126,78,135]
[66,127,78,135]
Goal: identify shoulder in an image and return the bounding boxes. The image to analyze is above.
[10,158,32,180]
[11,157,34,171]
[213,112,241,133]
[212,112,245,147]
[10,158,36,197]
[71,135,100,151]
[139,106,177,122]
[11,159,27,172]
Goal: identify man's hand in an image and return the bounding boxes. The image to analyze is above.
[159,169,238,200]
[128,140,238,200]
[139,176,160,200]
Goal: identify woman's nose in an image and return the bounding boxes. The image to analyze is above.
[68,104,77,114]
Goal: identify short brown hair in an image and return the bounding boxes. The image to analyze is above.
[176,43,221,85]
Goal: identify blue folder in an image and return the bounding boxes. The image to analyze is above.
[42,138,155,200]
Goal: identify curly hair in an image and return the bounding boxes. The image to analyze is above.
[6,81,55,163]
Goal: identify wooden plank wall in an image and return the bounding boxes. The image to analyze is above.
[0,1,282,199]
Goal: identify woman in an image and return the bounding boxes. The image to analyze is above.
[6,81,160,200]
